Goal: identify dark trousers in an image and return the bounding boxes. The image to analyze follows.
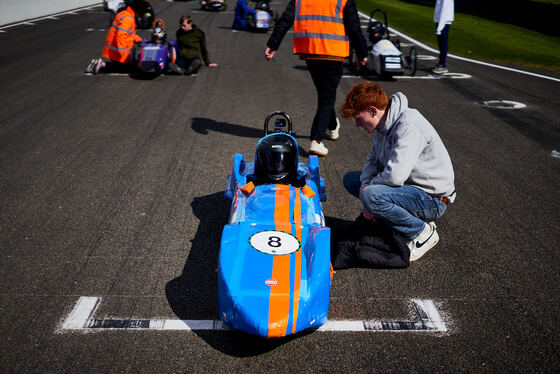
[105,60,132,74]
[436,23,450,67]
[305,59,343,142]
[177,57,202,74]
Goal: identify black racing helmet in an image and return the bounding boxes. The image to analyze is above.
[368,20,386,43]
[255,134,298,184]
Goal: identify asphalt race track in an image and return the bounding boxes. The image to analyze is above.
[1,1,559,372]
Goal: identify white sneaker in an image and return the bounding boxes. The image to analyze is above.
[87,58,104,74]
[326,118,341,140]
[409,222,439,261]
[309,140,328,156]
[85,59,97,73]
[432,65,448,75]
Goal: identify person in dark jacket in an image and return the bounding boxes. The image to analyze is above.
[265,0,368,157]
[175,14,218,75]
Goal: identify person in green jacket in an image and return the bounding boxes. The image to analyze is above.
[175,14,218,75]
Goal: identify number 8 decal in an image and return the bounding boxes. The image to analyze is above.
[250,230,300,255]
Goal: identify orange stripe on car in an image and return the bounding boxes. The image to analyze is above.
[268,184,292,338]
[291,189,302,334]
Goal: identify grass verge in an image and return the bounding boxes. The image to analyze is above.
[356,0,560,72]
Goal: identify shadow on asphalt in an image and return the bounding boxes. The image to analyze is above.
[191,117,311,157]
[192,117,263,138]
[165,192,227,325]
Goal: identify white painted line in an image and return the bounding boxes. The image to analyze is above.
[60,297,447,333]
[417,54,438,61]
[342,72,472,80]
[551,150,560,159]
[317,320,366,331]
[411,299,447,332]
[358,11,560,83]
[62,296,100,329]
[478,100,527,109]
[83,73,128,76]
[0,4,101,30]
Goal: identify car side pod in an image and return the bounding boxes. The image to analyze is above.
[218,152,331,338]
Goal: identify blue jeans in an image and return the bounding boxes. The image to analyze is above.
[343,171,447,239]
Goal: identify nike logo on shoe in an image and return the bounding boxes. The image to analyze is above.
[416,226,435,248]
[410,223,439,261]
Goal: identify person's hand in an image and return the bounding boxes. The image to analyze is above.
[362,208,378,224]
[359,183,369,194]
[209,63,218,67]
[265,47,276,60]
[357,57,367,67]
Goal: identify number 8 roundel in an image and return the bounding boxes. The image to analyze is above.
[249,230,300,255]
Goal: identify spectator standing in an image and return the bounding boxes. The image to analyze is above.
[433,0,454,74]
[265,0,368,156]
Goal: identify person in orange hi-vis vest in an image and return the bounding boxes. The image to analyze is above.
[86,0,143,74]
[265,0,368,156]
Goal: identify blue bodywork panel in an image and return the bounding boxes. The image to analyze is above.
[218,152,331,338]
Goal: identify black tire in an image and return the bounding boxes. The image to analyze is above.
[406,46,417,76]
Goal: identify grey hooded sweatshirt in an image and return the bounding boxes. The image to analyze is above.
[360,92,456,201]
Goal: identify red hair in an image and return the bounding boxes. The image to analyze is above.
[340,81,388,119]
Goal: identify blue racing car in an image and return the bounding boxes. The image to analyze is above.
[218,112,332,338]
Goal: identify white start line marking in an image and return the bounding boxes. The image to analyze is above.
[59,297,447,333]
[551,150,560,159]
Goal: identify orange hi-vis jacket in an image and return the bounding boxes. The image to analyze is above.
[293,0,350,58]
[102,6,142,63]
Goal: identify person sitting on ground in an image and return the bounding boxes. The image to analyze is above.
[232,0,256,30]
[86,0,143,74]
[339,81,456,261]
[175,14,218,75]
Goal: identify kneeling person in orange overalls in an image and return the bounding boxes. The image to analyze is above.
[87,0,143,74]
